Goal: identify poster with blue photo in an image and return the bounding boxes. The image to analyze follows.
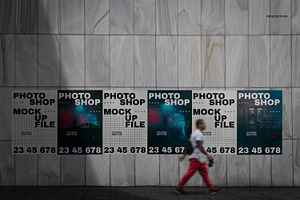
[148,90,192,154]
[237,90,282,155]
[58,90,102,154]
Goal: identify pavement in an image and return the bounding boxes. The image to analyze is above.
[0,187,300,200]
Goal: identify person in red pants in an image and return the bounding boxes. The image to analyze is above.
[176,119,220,195]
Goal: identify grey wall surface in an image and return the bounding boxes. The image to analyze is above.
[0,0,299,186]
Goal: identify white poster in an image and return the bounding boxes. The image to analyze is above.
[102,90,147,154]
[192,91,237,154]
[12,90,57,154]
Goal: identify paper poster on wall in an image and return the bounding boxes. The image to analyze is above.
[102,90,147,154]
[192,91,237,155]
[237,90,282,155]
[12,91,57,154]
[57,90,102,154]
[148,90,192,154]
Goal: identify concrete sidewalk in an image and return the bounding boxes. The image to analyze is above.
[0,186,299,200]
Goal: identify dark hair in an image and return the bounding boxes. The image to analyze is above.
[196,119,204,127]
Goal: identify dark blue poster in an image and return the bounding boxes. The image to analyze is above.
[58,90,102,154]
[237,90,282,155]
[148,90,192,154]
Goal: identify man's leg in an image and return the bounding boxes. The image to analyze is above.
[178,158,200,188]
[197,162,213,190]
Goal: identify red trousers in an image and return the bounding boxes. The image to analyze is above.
[178,158,213,189]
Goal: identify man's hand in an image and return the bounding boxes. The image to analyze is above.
[207,154,214,160]
[179,155,186,162]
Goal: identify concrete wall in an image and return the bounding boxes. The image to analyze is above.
[0,0,299,186]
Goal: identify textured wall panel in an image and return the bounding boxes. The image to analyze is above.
[85,0,109,34]
[249,0,269,34]
[178,36,201,87]
[292,36,300,87]
[270,0,291,34]
[134,36,155,87]
[135,154,159,186]
[293,88,300,139]
[292,0,300,34]
[0,88,12,140]
[272,140,293,186]
[15,35,37,86]
[111,154,135,186]
[38,154,60,186]
[15,155,37,186]
[178,0,201,35]
[250,155,272,186]
[0,141,14,186]
[270,36,291,87]
[202,36,225,87]
[0,35,14,86]
[61,0,84,34]
[38,35,60,87]
[61,35,84,86]
[15,0,37,33]
[208,155,227,187]
[0,0,15,33]
[281,88,292,140]
[156,36,177,87]
[86,36,109,87]
[227,155,250,186]
[225,0,248,34]
[134,0,155,34]
[110,0,133,34]
[86,155,110,186]
[61,155,85,186]
[160,155,178,186]
[156,0,177,35]
[38,0,60,34]
[294,140,300,186]
[202,0,225,35]
[249,36,270,87]
[226,36,248,87]
[110,36,134,87]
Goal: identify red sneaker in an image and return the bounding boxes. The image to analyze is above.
[209,187,221,194]
[175,187,187,195]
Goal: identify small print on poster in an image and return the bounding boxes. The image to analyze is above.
[237,90,282,155]
[58,90,102,154]
[12,90,57,154]
[148,90,192,154]
[102,90,147,154]
[192,91,237,155]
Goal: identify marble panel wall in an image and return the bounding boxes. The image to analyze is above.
[0,0,298,187]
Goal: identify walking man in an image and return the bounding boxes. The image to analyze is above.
[176,119,220,195]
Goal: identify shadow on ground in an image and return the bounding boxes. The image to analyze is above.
[0,187,300,200]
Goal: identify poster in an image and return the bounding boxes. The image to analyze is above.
[237,90,282,155]
[58,90,102,154]
[192,91,237,154]
[12,90,57,154]
[148,90,192,154]
[11,89,282,156]
[102,90,147,154]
